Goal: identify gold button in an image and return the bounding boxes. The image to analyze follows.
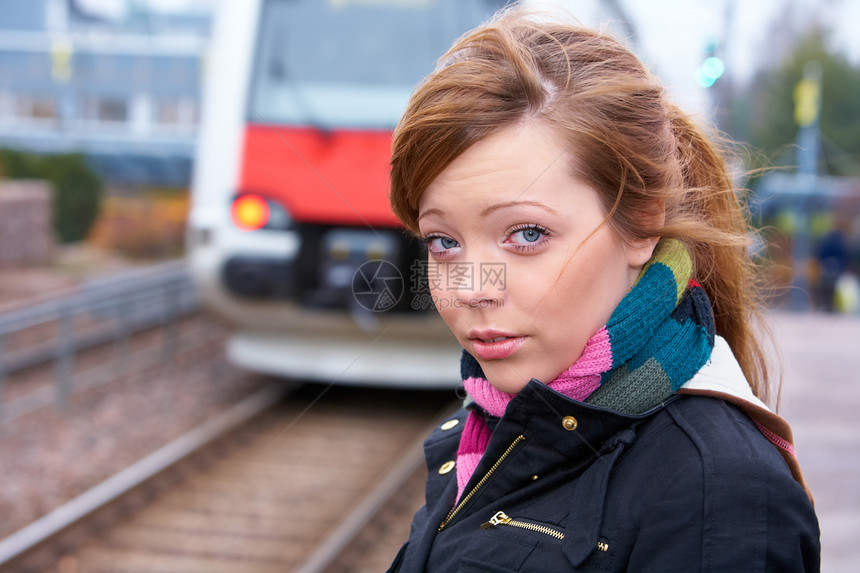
[562,416,578,431]
[440,419,459,431]
[439,461,456,475]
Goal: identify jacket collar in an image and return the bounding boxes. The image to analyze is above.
[499,378,667,459]
[681,335,769,411]
[447,378,674,510]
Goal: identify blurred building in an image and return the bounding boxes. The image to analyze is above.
[0,0,211,186]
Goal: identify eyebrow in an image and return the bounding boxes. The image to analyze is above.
[417,200,559,221]
[417,207,444,221]
[480,200,560,217]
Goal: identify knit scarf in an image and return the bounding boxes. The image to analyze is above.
[455,238,716,501]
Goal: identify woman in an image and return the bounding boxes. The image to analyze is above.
[387,6,819,572]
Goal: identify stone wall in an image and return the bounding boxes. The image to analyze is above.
[0,180,56,267]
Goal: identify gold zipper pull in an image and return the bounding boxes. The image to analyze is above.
[481,510,512,529]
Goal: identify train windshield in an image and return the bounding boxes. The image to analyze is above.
[249,0,498,129]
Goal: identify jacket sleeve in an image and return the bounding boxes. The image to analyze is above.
[622,399,820,572]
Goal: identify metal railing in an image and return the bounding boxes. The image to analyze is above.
[0,259,202,421]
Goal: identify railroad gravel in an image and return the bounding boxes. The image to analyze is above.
[0,334,272,540]
[0,245,142,312]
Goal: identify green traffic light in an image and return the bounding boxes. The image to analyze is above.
[696,56,725,88]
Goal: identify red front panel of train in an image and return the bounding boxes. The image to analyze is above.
[238,124,401,227]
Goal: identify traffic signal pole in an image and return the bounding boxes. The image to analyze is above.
[790,61,823,311]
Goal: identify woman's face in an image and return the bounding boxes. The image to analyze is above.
[417,122,656,393]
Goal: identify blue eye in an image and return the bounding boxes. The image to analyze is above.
[439,237,458,249]
[507,224,549,248]
[520,228,542,243]
[424,235,460,257]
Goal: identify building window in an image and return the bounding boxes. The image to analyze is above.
[14,94,57,120]
[155,98,198,126]
[156,99,180,124]
[0,90,12,118]
[98,98,127,122]
[80,97,128,122]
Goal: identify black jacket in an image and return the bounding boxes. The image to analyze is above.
[388,379,820,572]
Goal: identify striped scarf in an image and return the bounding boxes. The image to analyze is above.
[455,238,716,501]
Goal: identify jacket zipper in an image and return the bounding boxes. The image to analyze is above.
[480,510,565,540]
[438,434,526,532]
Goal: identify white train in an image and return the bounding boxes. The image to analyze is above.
[187,0,504,386]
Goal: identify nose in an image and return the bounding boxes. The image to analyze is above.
[443,259,506,309]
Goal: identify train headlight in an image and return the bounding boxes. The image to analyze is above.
[230,194,292,231]
[231,194,269,231]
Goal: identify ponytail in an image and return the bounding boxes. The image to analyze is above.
[665,110,772,403]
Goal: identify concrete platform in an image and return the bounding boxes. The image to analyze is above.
[768,312,860,571]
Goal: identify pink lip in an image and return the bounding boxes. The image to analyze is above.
[468,330,527,361]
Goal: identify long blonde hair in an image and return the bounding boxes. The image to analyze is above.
[390,7,773,402]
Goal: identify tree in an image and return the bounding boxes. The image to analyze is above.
[726,25,860,176]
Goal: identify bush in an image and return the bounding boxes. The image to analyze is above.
[0,149,103,243]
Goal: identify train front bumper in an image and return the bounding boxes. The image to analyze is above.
[228,320,461,387]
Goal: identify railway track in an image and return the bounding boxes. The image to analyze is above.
[0,381,458,572]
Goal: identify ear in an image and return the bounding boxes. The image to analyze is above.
[626,201,665,268]
[626,235,660,268]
